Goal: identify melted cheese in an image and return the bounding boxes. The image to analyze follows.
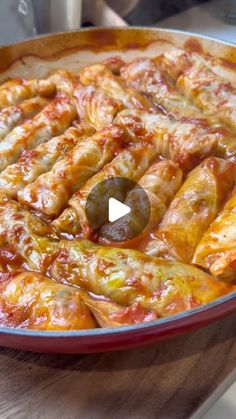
[53,143,156,236]
[145,157,236,263]
[48,240,235,317]
[115,109,217,171]
[0,271,95,330]
[18,126,125,217]
[0,97,77,171]
[193,189,236,281]
[0,123,94,197]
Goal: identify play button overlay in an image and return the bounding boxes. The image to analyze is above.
[108,198,130,222]
[85,177,150,242]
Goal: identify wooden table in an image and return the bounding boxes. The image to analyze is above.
[0,312,235,419]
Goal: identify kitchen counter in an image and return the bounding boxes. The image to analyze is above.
[158,0,236,44]
[0,312,235,419]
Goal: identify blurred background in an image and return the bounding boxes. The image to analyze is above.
[0,0,235,46]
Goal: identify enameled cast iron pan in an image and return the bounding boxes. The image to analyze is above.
[0,27,235,353]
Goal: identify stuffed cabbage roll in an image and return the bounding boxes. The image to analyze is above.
[115,109,217,171]
[52,143,156,236]
[82,292,157,327]
[99,159,183,243]
[0,122,95,198]
[49,69,79,96]
[0,271,95,330]
[122,58,236,162]
[211,125,236,162]
[120,57,204,119]
[74,85,123,130]
[48,240,235,317]
[122,57,236,161]
[18,126,125,217]
[0,77,56,109]
[79,64,155,112]
[193,189,236,281]
[157,49,191,80]
[0,195,58,271]
[0,97,49,141]
[159,50,236,129]
[0,96,77,171]
[145,157,236,262]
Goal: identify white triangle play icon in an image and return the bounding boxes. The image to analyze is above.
[108,197,131,223]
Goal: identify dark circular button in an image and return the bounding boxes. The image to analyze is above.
[85,177,150,242]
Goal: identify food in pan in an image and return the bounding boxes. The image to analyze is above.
[120,57,236,161]
[145,157,236,262]
[99,159,183,243]
[0,77,55,109]
[114,109,217,171]
[0,43,235,331]
[0,123,95,198]
[48,240,234,318]
[79,64,155,112]
[159,50,236,128]
[0,271,95,330]
[120,57,204,119]
[53,142,156,235]
[0,97,77,171]
[193,189,236,282]
[0,195,58,271]
[74,85,123,130]
[0,97,50,141]
[18,125,125,218]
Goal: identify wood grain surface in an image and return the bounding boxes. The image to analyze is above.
[0,313,235,419]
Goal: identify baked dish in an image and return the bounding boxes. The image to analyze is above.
[0,42,236,332]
